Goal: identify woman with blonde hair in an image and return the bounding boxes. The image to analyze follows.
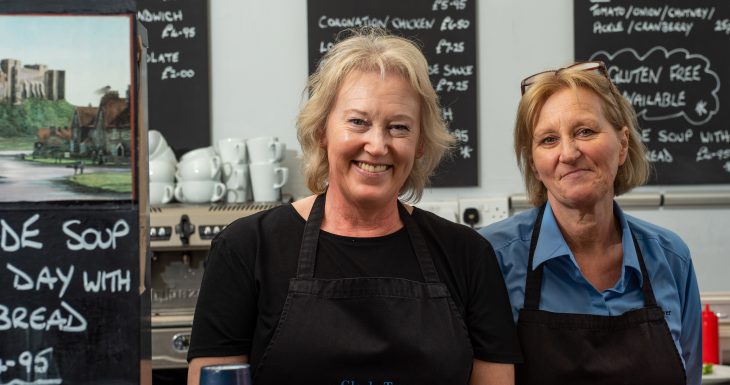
[188,28,521,385]
[480,61,701,385]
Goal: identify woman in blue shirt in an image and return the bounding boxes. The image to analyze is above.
[479,61,701,385]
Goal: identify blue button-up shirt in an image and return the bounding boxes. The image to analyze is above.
[479,201,701,385]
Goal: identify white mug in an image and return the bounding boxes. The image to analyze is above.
[249,162,288,202]
[149,159,176,183]
[148,130,166,159]
[152,145,177,165]
[174,180,226,203]
[223,163,250,189]
[176,155,222,181]
[216,138,247,165]
[225,188,248,203]
[149,182,174,205]
[180,146,217,163]
[246,136,285,163]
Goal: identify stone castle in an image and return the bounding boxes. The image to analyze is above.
[0,59,65,104]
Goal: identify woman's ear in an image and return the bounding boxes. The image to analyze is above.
[618,126,629,165]
[416,140,425,159]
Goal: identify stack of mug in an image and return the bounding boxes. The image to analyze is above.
[148,130,177,205]
[216,137,250,203]
[246,136,288,202]
[174,146,226,203]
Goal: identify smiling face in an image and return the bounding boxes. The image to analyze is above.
[531,87,629,210]
[323,70,421,208]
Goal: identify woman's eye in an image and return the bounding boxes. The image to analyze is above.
[349,118,368,126]
[577,127,595,137]
[540,136,558,145]
[389,125,411,137]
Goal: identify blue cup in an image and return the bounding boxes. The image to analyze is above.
[199,364,252,385]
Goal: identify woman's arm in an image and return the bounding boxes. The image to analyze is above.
[187,355,248,385]
[470,359,514,385]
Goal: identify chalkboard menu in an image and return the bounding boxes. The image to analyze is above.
[575,0,730,185]
[307,0,478,186]
[137,0,210,155]
[0,207,140,385]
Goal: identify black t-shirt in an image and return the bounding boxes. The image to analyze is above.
[188,204,521,364]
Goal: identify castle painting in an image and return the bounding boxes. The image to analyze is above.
[0,59,65,103]
[0,14,135,202]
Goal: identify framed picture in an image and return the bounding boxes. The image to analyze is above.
[0,13,136,201]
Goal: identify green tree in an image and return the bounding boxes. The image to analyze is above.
[0,99,75,137]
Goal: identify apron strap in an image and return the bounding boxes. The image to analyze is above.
[296,193,326,278]
[523,204,546,310]
[295,193,441,283]
[523,203,659,310]
[632,231,658,307]
[398,202,440,284]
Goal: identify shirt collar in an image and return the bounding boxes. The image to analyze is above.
[532,201,643,289]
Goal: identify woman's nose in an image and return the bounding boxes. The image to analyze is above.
[559,139,580,163]
[364,128,389,156]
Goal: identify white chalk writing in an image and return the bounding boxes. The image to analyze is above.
[697,146,730,161]
[0,301,87,332]
[6,264,74,299]
[1,214,43,252]
[82,270,131,293]
[658,129,693,143]
[161,66,195,80]
[700,130,730,144]
[0,347,60,384]
[390,17,435,30]
[440,16,470,31]
[137,9,183,23]
[147,51,180,64]
[62,219,129,251]
[161,24,196,39]
[435,39,465,54]
[318,15,389,29]
[435,78,469,92]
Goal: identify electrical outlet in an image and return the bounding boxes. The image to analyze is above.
[415,200,460,223]
[458,197,510,229]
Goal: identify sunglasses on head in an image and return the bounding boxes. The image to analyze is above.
[520,61,614,95]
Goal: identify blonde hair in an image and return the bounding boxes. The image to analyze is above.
[296,28,454,203]
[514,65,650,206]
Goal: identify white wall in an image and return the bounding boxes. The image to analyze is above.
[208,0,730,291]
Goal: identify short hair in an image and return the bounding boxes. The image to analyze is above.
[296,28,454,203]
[514,64,650,206]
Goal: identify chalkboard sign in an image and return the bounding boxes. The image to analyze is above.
[307,0,478,187]
[137,0,210,155]
[575,0,730,185]
[0,206,140,385]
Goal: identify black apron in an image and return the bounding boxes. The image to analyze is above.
[253,193,473,384]
[516,205,686,385]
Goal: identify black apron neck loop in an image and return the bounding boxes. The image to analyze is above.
[295,193,440,283]
[523,203,658,310]
[398,200,440,283]
[295,193,326,279]
[523,205,546,310]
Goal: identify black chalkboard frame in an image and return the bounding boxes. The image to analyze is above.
[0,203,142,385]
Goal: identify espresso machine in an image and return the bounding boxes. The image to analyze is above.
[149,202,279,371]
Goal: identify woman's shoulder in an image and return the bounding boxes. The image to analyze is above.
[478,207,540,252]
[624,213,691,263]
[216,203,303,243]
